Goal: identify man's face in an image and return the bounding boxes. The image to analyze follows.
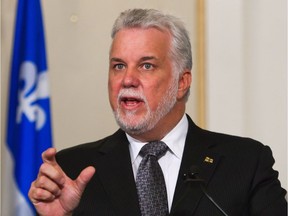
[108,28,178,135]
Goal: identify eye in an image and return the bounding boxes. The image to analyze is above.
[142,63,153,70]
[113,64,125,70]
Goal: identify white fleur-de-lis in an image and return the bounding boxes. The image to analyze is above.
[16,61,50,130]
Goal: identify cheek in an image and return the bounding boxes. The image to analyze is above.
[143,83,166,109]
[153,77,176,101]
[108,78,121,107]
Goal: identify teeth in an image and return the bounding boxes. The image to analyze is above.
[123,97,138,102]
[126,101,137,105]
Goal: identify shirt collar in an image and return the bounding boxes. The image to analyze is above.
[127,114,188,163]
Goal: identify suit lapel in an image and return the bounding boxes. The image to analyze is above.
[91,116,222,215]
[93,130,141,216]
[170,116,222,215]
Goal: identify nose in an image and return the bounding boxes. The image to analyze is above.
[122,68,139,88]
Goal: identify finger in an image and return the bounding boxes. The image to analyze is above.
[42,147,58,166]
[38,163,65,186]
[34,175,62,197]
[75,166,96,194]
[41,148,66,184]
[29,182,56,203]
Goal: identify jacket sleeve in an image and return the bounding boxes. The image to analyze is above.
[248,145,287,215]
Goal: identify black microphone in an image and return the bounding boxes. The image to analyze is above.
[183,166,229,216]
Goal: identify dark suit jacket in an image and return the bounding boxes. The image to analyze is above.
[56,115,287,215]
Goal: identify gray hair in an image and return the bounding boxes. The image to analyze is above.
[111,9,193,77]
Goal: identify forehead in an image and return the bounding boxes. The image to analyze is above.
[110,27,172,56]
[113,26,171,39]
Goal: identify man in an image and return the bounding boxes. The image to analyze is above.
[29,9,287,216]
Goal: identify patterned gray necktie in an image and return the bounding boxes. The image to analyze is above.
[136,141,169,216]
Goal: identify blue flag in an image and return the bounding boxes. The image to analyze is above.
[6,0,53,215]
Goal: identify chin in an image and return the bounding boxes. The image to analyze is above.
[117,118,147,134]
[114,113,150,134]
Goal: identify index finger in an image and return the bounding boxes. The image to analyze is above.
[42,148,58,166]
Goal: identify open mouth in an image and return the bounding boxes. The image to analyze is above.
[120,96,144,109]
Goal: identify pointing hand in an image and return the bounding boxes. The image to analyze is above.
[28,148,95,216]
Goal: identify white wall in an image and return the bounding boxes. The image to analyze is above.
[206,0,287,189]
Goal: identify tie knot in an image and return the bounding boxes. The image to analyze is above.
[139,141,168,159]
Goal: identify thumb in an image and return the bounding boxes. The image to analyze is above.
[75,166,96,194]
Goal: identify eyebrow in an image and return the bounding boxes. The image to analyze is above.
[110,57,124,63]
[110,56,159,64]
[139,56,158,62]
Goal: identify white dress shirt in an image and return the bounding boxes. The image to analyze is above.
[127,114,188,211]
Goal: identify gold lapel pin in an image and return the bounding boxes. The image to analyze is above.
[204,156,214,163]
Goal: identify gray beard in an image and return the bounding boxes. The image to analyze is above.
[113,78,178,135]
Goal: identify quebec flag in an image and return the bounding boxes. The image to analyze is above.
[4,0,53,215]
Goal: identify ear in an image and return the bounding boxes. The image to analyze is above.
[177,70,192,100]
